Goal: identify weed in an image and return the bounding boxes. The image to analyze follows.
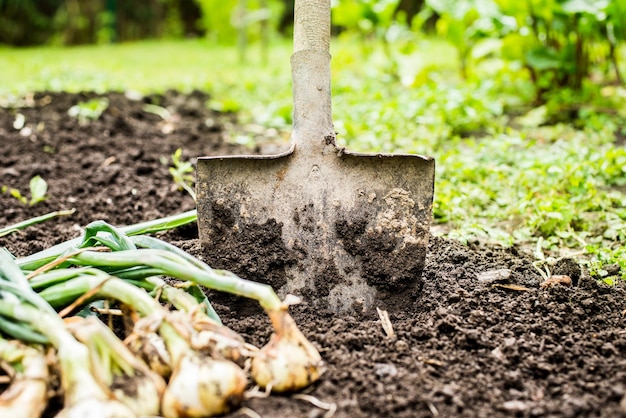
[2,175,48,206]
[168,148,196,201]
[67,97,109,125]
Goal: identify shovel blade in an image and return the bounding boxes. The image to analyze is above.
[197,146,435,314]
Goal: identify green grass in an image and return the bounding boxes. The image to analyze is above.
[0,37,457,129]
[0,39,285,93]
[1,37,625,282]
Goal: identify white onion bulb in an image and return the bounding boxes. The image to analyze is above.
[161,352,247,418]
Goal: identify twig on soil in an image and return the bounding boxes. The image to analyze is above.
[420,357,445,367]
[492,283,532,292]
[376,307,395,338]
[427,401,440,416]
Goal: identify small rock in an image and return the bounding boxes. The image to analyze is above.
[478,269,512,284]
[394,339,409,352]
[605,264,621,276]
[501,400,529,412]
[503,337,517,347]
[1,167,19,177]
[374,363,398,378]
[491,346,506,362]
[440,383,460,398]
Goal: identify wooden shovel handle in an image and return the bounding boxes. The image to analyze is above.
[294,0,331,54]
[291,0,335,156]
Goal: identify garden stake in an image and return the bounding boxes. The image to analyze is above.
[196,0,435,314]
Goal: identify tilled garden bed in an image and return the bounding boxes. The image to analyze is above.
[1,92,626,417]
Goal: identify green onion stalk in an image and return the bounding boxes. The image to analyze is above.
[31,264,253,368]
[16,209,198,272]
[64,316,166,417]
[69,227,255,365]
[0,208,75,238]
[34,268,248,418]
[0,337,49,418]
[21,216,323,393]
[0,252,136,418]
[64,247,324,392]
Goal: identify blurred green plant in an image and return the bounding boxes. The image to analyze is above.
[168,148,196,201]
[496,0,625,96]
[67,97,109,125]
[0,209,75,237]
[2,175,48,206]
[420,0,626,103]
[332,0,418,78]
[193,0,284,58]
[424,0,507,79]
[0,0,63,46]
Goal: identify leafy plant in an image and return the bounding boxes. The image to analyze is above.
[496,0,624,96]
[193,0,284,47]
[332,0,417,79]
[2,175,49,206]
[168,148,196,201]
[425,0,506,79]
[67,97,109,125]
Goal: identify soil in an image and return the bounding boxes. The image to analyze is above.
[2,91,626,418]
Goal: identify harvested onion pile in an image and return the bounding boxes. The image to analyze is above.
[0,213,323,418]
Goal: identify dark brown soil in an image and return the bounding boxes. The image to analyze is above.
[2,92,626,418]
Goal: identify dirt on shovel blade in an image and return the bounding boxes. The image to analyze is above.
[196,151,434,316]
[2,92,626,418]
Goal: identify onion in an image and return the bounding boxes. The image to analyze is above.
[161,352,247,418]
[54,397,137,418]
[66,316,166,417]
[251,308,323,392]
[126,332,172,378]
[0,339,49,418]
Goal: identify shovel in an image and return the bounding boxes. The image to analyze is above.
[196,0,435,314]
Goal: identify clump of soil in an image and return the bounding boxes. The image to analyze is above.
[2,92,626,417]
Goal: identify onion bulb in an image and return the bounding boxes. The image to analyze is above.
[250,308,323,392]
[54,397,137,418]
[0,340,49,418]
[161,352,247,418]
[125,313,173,378]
